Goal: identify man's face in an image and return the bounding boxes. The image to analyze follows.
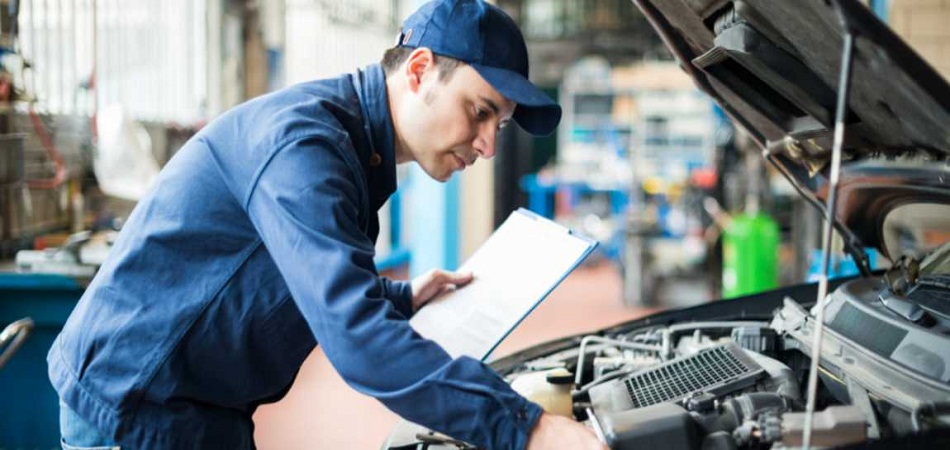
[396,57,516,182]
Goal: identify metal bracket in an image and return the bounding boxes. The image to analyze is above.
[846,376,881,439]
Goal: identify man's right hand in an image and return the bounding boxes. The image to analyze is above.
[525,413,609,450]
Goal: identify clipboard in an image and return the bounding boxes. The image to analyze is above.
[408,208,597,361]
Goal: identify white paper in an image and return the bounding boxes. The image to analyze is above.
[409,209,595,361]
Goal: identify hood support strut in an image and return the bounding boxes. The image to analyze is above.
[802,2,860,448]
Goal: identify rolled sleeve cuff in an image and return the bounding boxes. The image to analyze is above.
[507,399,544,450]
[381,278,414,318]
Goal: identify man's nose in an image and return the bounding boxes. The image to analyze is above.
[474,125,497,160]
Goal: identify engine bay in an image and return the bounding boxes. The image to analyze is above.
[383,264,950,450]
[499,314,874,450]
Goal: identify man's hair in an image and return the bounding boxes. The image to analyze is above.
[380,46,462,82]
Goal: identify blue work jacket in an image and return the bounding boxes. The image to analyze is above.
[48,64,542,449]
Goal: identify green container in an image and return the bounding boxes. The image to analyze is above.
[722,212,779,298]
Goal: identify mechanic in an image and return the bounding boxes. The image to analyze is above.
[48,0,606,449]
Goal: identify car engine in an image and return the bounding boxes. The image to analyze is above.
[497,319,869,450]
[383,260,950,449]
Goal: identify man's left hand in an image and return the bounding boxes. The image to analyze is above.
[410,269,474,312]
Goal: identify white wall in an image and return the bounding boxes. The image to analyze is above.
[284,0,400,85]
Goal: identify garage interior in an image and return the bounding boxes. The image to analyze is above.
[1,0,949,449]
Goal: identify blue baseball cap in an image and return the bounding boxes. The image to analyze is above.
[397,0,562,136]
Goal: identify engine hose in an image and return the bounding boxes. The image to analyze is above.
[715,393,792,433]
[912,401,950,432]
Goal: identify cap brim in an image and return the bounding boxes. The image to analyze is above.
[470,64,562,136]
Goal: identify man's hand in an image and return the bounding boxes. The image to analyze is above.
[409,269,474,312]
[526,413,608,450]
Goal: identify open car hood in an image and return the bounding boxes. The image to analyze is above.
[630,0,950,263]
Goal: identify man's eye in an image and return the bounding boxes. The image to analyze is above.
[474,107,488,120]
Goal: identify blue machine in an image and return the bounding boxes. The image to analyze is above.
[0,273,83,447]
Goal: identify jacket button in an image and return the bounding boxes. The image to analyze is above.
[517,408,528,421]
[369,153,382,167]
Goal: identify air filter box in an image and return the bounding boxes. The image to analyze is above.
[589,343,765,412]
[597,403,701,450]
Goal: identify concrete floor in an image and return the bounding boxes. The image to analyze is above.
[252,261,656,449]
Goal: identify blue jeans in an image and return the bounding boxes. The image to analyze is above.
[59,401,120,450]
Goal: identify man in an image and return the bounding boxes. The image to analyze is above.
[49,1,606,449]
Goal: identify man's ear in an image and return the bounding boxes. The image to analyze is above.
[404,47,436,93]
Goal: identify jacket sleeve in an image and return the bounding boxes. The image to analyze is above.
[380,277,414,319]
[244,137,542,450]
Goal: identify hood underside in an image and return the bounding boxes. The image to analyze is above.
[630,0,950,260]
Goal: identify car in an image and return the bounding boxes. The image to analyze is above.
[382,0,950,448]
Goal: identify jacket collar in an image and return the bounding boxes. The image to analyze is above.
[353,64,397,211]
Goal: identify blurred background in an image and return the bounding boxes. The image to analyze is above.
[0,0,946,448]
